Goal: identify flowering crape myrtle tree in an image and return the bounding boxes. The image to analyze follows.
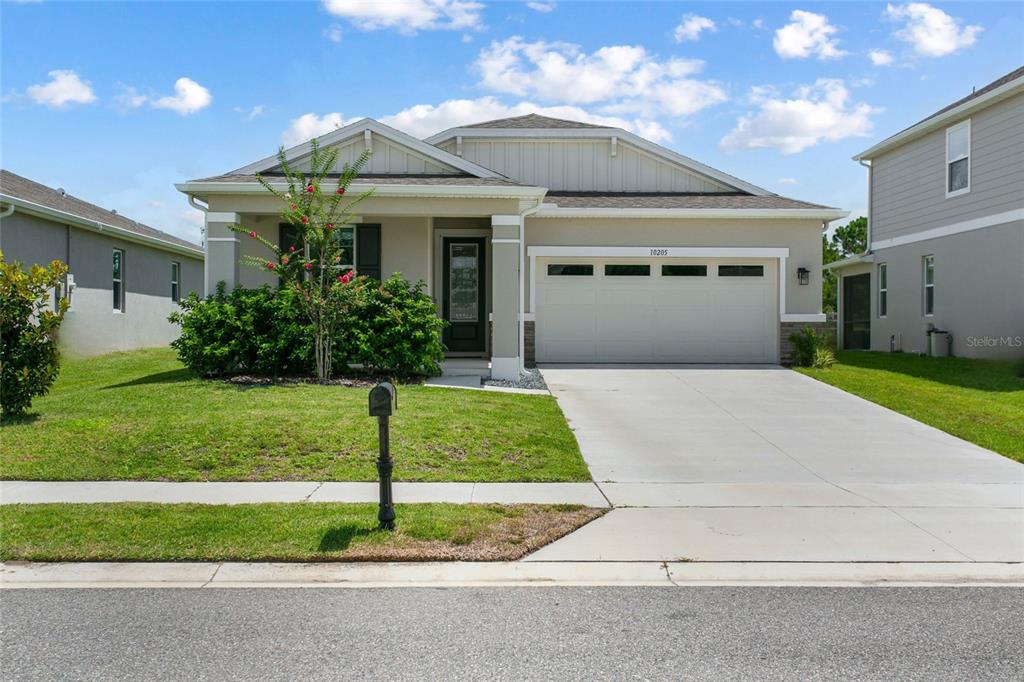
[230,141,373,382]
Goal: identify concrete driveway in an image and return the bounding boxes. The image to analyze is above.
[528,366,1023,563]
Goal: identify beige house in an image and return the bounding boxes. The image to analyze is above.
[177,115,845,379]
[829,67,1024,359]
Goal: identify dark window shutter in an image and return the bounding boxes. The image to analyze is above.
[279,224,301,252]
[356,224,381,281]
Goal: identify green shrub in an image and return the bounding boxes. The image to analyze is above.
[788,325,834,368]
[349,273,446,377]
[812,346,837,369]
[0,251,69,417]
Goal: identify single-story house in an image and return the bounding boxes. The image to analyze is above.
[828,66,1023,359]
[176,114,846,379]
[0,170,204,356]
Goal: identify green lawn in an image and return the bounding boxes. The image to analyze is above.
[797,352,1024,462]
[0,502,603,562]
[0,349,590,482]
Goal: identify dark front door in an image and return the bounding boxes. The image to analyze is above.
[442,237,486,353]
[842,273,871,350]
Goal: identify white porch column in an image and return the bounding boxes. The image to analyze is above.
[205,212,240,292]
[490,214,522,381]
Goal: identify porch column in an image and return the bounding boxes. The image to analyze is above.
[490,214,522,380]
[205,212,240,292]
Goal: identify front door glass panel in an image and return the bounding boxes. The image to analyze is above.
[449,243,479,322]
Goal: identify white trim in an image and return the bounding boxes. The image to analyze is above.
[944,119,971,199]
[533,205,848,220]
[205,237,240,243]
[490,238,520,244]
[781,313,827,323]
[877,262,888,319]
[871,208,1024,250]
[176,180,546,201]
[490,356,521,381]
[490,214,522,226]
[779,255,787,319]
[521,312,536,322]
[425,126,772,196]
[527,246,790,259]
[232,118,504,178]
[0,194,203,259]
[825,252,875,270]
[855,73,1024,160]
[205,211,240,223]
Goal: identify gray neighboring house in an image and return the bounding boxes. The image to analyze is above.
[0,170,204,356]
[830,66,1024,359]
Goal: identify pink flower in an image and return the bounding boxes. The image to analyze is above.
[326,223,333,231]
[306,184,315,193]
[289,246,296,252]
[248,230,257,238]
[266,262,275,270]
[336,187,345,196]
[300,216,309,225]
[281,256,289,265]
[336,274,344,282]
[340,271,354,284]
[304,263,313,271]
[290,203,297,210]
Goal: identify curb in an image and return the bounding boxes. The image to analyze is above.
[3,561,1022,589]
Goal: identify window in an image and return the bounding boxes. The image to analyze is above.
[662,264,707,277]
[877,263,888,318]
[112,249,125,312]
[279,224,355,269]
[946,120,970,196]
[604,264,650,276]
[719,264,764,277]
[547,264,593,276]
[170,261,181,302]
[923,255,935,316]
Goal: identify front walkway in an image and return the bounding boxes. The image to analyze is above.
[527,366,1023,563]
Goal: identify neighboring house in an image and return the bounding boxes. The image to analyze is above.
[0,170,204,356]
[177,114,845,379]
[829,66,1024,359]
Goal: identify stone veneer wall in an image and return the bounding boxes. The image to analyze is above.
[524,321,536,367]
[780,321,829,365]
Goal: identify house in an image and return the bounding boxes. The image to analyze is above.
[0,170,204,356]
[829,66,1024,359]
[176,114,846,380]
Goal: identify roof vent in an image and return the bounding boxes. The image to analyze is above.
[56,187,66,196]
[110,209,118,215]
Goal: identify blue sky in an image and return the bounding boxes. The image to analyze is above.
[3,1,1022,243]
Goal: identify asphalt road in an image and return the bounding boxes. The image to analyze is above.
[2,587,1022,681]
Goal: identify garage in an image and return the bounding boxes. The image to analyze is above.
[534,256,779,363]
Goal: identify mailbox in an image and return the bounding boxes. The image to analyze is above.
[368,382,397,417]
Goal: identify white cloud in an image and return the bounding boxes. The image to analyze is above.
[674,14,716,43]
[884,3,982,57]
[868,49,894,66]
[114,84,147,110]
[525,1,555,12]
[773,10,847,60]
[720,79,880,154]
[752,18,765,30]
[322,0,483,34]
[151,77,212,115]
[234,104,265,121]
[25,70,96,107]
[282,112,363,146]
[777,177,799,185]
[475,37,727,118]
[323,23,343,42]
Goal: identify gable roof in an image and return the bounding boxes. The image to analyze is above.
[461,113,613,129]
[425,114,773,197]
[0,169,203,256]
[855,65,1024,160]
[543,192,834,210]
[228,118,505,179]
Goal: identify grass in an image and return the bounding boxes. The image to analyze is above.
[0,349,590,482]
[0,502,604,562]
[797,351,1024,462]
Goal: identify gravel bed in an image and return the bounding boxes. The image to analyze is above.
[484,367,548,390]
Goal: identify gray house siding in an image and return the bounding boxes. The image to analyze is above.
[870,92,1024,243]
[868,221,1023,359]
[0,210,203,356]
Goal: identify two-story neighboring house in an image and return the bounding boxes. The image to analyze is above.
[829,66,1024,359]
[0,170,204,356]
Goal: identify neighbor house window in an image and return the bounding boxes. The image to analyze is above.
[547,264,593,276]
[878,263,888,318]
[946,120,970,196]
[923,255,935,316]
[662,264,707,277]
[170,261,181,302]
[112,249,125,312]
[604,264,650,276]
[719,265,764,277]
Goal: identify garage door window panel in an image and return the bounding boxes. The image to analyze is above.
[604,264,650,277]
[719,265,764,277]
[547,264,594,276]
[662,264,707,277]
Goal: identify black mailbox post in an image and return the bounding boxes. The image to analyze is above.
[368,382,397,530]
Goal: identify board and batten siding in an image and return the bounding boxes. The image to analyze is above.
[439,137,733,192]
[870,92,1024,243]
[280,135,462,176]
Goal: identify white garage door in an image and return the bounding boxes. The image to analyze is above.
[535,257,778,363]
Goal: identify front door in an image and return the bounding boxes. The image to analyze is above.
[442,237,487,353]
[842,273,871,350]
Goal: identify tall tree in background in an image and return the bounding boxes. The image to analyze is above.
[822,216,867,312]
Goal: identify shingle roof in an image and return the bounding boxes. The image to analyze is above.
[1,170,202,252]
[459,113,613,130]
[914,65,1024,128]
[188,173,533,187]
[543,192,834,210]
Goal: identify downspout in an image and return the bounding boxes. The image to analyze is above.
[0,202,14,218]
[517,196,545,373]
[187,194,210,295]
[857,159,872,255]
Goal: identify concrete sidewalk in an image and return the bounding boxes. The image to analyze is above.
[0,481,609,507]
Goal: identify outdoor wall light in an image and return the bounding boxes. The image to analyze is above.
[797,267,811,285]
